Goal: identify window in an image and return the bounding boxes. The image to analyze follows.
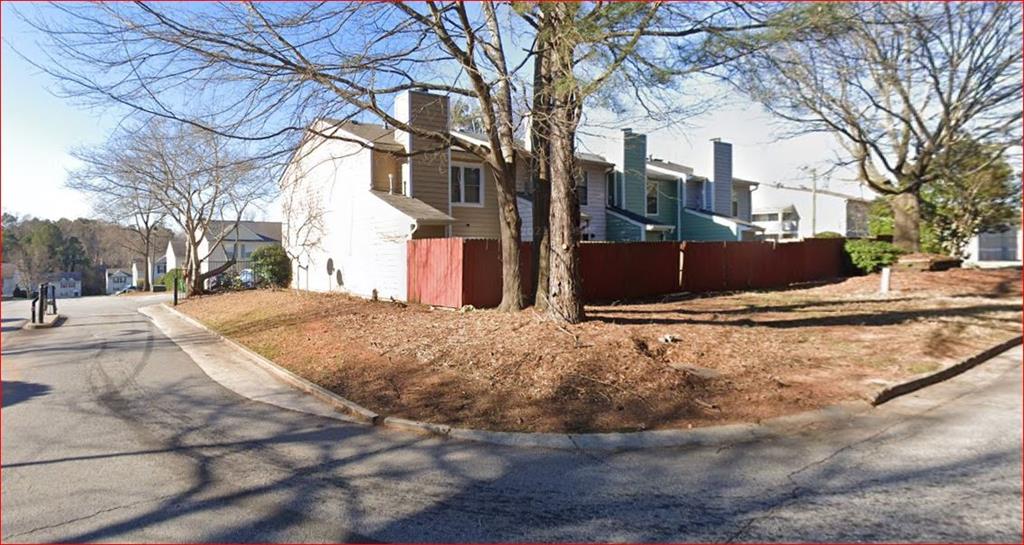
[752,213,776,223]
[450,164,483,205]
[606,172,616,206]
[782,211,798,221]
[732,199,739,217]
[577,171,589,206]
[241,244,250,259]
[646,180,659,215]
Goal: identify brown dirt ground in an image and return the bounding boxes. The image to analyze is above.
[177,267,1022,433]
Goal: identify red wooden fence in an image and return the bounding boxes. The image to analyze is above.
[408,237,847,308]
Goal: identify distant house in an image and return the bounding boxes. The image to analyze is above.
[751,205,801,241]
[105,268,132,294]
[165,239,186,272]
[3,263,20,297]
[964,227,1022,265]
[131,255,168,288]
[199,221,281,281]
[164,223,281,288]
[47,272,82,298]
[752,183,873,240]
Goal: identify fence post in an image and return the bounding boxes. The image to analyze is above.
[173,276,179,306]
[30,292,38,324]
[48,284,57,315]
[37,283,47,323]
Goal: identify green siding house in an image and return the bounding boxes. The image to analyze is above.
[605,130,763,243]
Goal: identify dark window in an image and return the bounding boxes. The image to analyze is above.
[732,200,739,217]
[451,165,482,204]
[646,181,659,215]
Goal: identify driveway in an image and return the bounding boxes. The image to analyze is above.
[2,295,1021,542]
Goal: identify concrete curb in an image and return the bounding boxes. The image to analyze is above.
[25,314,64,329]
[872,335,1023,405]
[153,304,381,425]
[149,303,1019,452]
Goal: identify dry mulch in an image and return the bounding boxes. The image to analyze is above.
[178,267,1022,433]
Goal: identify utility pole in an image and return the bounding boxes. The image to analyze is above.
[809,168,818,236]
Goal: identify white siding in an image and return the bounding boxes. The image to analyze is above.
[282,133,413,300]
[753,185,873,239]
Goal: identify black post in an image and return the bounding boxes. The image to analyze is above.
[173,277,178,306]
[48,284,57,315]
[30,293,38,324]
[37,283,47,323]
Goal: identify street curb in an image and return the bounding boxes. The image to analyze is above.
[872,335,1023,405]
[25,314,64,329]
[151,304,381,425]
[149,303,1019,452]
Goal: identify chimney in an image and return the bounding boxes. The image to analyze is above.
[393,90,450,212]
[711,138,733,216]
[608,129,646,214]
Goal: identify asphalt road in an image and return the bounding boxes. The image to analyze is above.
[2,295,1021,543]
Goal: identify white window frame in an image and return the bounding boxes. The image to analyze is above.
[646,180,659,216]
[450,163,485,207]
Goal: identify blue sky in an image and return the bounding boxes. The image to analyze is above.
[2,3,874,223]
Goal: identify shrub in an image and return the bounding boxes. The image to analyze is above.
[158,268,184,291]
[814,231,843,239]
[844,240,905,273]
[250,245,291,287]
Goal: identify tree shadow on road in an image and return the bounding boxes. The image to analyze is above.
[2,380,52,407]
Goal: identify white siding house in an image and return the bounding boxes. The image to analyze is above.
[753,182,874,239]
[964,228,1022,265]
[105,269,132,294]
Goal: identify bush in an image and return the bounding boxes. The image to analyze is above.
[844,240,905,273]
[250,245,291,287]
[814,231,843,239]
[158,268,184,291]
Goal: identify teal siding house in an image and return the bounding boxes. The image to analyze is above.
[604,129,763,242]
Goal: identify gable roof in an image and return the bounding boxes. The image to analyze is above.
[370,190,455,225]
[46,271,82,282]
[324,120,403,151]
[168,239,186,257]
[607,205,674,231]
[647,158,693,177]
[205,221,282,243]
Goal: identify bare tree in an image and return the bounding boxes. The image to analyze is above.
[71,119,272,295]
[725,2,1023,251]
[519,2,795,322]
[67,162,167,291]
[20,2,532,310]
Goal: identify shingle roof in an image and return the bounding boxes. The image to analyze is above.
[327,120,403,150]
[607,205,673,227]
[206,221,282,243]
[646,158,693,175]
[370,190,455,225]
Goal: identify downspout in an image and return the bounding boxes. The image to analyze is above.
[676,177,684,242]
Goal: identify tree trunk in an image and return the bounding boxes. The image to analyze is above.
[495,165,524,312]
[892,191,921,252]
[530,29,552,310]
[547,109,583,323]
[142,235,153,292]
